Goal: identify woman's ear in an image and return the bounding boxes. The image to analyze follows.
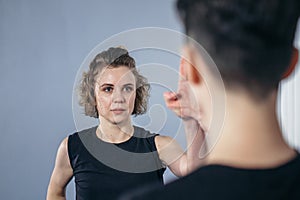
[282,47,298,79]
[181,46,201,84]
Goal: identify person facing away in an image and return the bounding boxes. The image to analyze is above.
[46,47,203,200]
[123,0,300,199]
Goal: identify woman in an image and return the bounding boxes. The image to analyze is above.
[46,47,203,200]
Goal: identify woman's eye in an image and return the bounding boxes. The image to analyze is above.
[124,86,133,92]
[103,87,113,92]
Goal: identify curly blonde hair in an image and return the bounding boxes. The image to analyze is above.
[79,47,150,118]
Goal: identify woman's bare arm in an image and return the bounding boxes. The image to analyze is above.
[46,137,73,200]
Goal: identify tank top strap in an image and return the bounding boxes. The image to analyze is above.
[67,126,97,169]
[67,132,80,169]
[133,126,159,152]
[133,126,159,138]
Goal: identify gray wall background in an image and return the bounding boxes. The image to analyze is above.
[0,1,182,199]
[1,1,299,200]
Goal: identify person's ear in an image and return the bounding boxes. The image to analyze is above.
[181,46,201,84]
[282,47,298,79]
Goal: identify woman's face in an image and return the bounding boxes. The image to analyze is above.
[94,66,136,125]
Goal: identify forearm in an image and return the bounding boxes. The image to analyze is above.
[46,194,66,200]
[184,119,206,174]
[46,187,66,200]
[46,174,69,200]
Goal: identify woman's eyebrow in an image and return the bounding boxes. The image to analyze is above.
[100,83,114,88]
[123,83,134,87]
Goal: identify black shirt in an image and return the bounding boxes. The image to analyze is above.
[68,126,165,200]
[125,152,300,200]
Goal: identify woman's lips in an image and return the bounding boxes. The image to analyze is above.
[111,108,126,114]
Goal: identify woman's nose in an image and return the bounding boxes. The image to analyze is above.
[112,89,125,103]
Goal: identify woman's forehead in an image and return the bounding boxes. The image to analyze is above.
[97,66,136,85]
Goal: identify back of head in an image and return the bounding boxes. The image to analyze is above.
[177,0,300,99]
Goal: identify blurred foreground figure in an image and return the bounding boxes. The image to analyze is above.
[125,0,300,199]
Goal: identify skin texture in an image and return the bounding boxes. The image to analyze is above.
[95,67,136,125]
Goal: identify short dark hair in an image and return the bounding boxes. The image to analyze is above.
[177,0,300,98]
[79,47,150,118]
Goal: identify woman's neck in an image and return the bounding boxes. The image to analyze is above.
[97,118,134,143]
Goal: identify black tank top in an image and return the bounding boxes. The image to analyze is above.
[68,126,166,200]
